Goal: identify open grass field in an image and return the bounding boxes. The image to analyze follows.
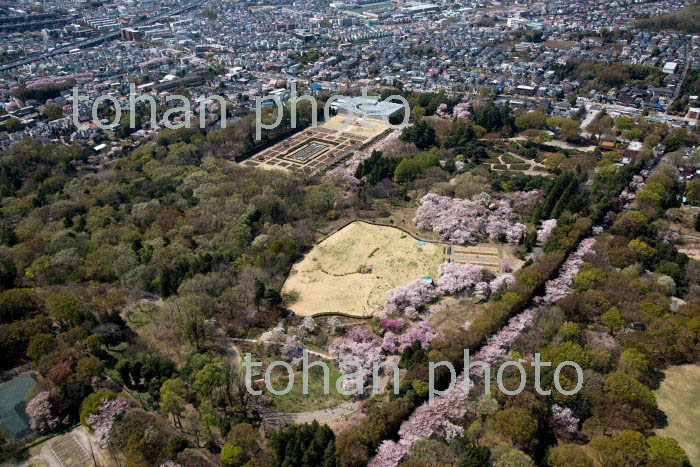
[653,364,700,466]
[283,221,444,317]
[345,1,392,13]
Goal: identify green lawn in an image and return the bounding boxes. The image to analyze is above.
[346,1,391,13]
[654,364,700,466]
[243,343,350,413]
[126,308,152,328]
[265,361,350,413]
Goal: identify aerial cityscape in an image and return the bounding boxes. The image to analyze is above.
[0,0,699,466]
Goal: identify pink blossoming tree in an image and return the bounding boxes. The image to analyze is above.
[380,318,405,332]
[489,273,515,294]
[86,398,130,447]
[26,391,62,434]
[436,262,485,295]
[550,404,579,434]
[413,193,528,245]
[512,190,545,215]
[384,280,436,316]
[329,327,385,389]
[398,321,439,351]
[535,238,596,306]
[381,331,399,353]
[536,219,558,245]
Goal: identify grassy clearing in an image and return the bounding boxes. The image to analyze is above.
[653,364,700,466]
[345,1,391,13]
[427,298,478,334]
[242,343,350,413]
[283,221,444,317]
[266,365,349,413]
[125,306,152,328]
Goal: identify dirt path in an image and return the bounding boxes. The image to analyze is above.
[509,136,597,153]
[228,337,333,360]
[262,401,361,426]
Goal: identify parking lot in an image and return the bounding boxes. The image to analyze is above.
[49,434,93,467]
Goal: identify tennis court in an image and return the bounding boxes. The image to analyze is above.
[0,372,38,439]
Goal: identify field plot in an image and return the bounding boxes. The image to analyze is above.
[447,243,524,272]
[654,364,700,466]
[242,116,389,177]
[448,244,503,271]
[283,221,444,317]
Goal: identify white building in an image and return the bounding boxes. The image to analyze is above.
[663,62,678,74]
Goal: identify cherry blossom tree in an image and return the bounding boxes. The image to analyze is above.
[381,331,399,353]
[86,398,130,447]
[26,391,63,434]
[300,316,317,333]
[474,281,490,300]
[436,262,485,295]
[550,404,579,434]
[621,174,647,209]
[489,273,515,294]
[371,441,409,467]
[452,103,471,120]
[327,316,342,335]
[260,321,285,343]
[345,130,401,173]
[435,103,450,118]
[512,190,545,215]
[506,222,527,244]
[435,102,471,120]
[384,280,436,316]
[322,167,360,191]
[536,219,558,245]
[399,322,439,351]
[535,238,596,306]
[629,174,645,191]
[329,326,385,390]
[413,193,528,245]
[657,229,680,244]
[439,420,465,442]
[334,412,367,433]
[281,335,303,359]
[403,307,419,320]
[380,318,405,332]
